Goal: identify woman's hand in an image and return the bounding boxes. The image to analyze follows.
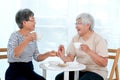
[26,32,37,42]
[81,44,91,54]
[57,45,65,57]
[49,50,57,56]
[57,45,74,62]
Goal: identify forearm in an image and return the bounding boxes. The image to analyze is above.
[14,39,29,58]
[37,52,50,61]
[88,50,108,67]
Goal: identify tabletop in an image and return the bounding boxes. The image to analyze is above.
[40,61,86,71]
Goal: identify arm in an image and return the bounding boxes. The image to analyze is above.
[88,50,108,67]
[81,44,108,67]
[14,32,36,58]
[37,50,57,61]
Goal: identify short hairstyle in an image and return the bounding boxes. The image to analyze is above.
[15,9,34,29]
[76,13,94,30]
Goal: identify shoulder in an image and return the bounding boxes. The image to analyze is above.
[93,32,105,40]
[10,31,21,38]
[93,32,107,44]
[8,31,22,41]
[11,31,19,36]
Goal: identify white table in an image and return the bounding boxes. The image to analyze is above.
[40,61,86,80]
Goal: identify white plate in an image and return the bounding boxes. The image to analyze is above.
[58,63,68,67]
[40,61,86,71]
[48,61,59,66]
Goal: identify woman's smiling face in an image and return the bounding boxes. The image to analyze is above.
[75,19,89,36]
[22,16,36,32]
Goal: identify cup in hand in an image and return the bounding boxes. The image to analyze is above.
[30,31,42,41]
[36,34,42,41]
[74,42,82,49]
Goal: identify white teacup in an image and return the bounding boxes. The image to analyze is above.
[30,31,42,41]
[37,34,42,41]
[74,42,82,49]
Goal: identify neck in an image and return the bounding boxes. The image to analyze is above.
[82,30,93,41]
[19,29,30,36]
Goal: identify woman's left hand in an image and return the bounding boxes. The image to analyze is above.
[81,44,91,53]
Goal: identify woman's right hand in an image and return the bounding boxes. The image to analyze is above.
[57,45,65,57]
[26,32,37,42]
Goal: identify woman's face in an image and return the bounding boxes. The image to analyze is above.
[75,19,89,36]
[22,16,36,32]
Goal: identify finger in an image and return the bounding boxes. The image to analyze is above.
[51,52,57,56]
[51,50,55,53]
[56,52,60,57]
[56,52,58,56]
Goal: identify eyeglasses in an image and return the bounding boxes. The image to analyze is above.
[28,19,35,22]
[75,22,82,25]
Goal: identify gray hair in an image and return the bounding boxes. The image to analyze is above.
[76,13,94,30]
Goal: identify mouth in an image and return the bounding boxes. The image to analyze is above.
[33,25,35,28]
[77,29,82,35]
[31,25,35,30]
[77,29,80,32]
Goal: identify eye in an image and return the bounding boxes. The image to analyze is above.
[75,22,82,25]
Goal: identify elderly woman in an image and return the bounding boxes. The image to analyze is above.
[56,13,108,80]
[5,9,57,80]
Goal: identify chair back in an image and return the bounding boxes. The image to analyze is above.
[0,48,7,80]
[108,48,120,80]
[0,48,7,59]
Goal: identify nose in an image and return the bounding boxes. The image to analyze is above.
[75,25,79,29]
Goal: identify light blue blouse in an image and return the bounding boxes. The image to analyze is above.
[7,31,40,63]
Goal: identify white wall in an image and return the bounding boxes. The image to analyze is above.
[0,0,120,80]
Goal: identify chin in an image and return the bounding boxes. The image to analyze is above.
[77,32,81,35]
[32,28,35,31]
[78,33,82,36]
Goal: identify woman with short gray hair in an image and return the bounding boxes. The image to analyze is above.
[55,13,108,80]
